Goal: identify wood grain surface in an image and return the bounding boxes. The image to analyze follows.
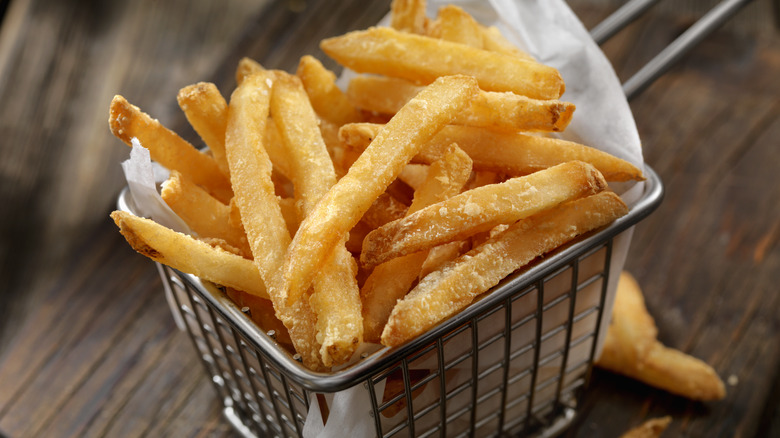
[0,0,777,437]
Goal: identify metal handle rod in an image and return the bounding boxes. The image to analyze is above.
[622,0,756,100]
[590,0,662,45]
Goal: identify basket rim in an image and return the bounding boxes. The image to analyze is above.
[116,165,663,392]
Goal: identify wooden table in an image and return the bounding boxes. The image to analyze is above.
[0,0,777,436]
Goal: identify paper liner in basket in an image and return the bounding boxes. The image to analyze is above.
[304,0,645,435]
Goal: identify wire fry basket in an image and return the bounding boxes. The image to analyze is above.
[116,167,662,438]
[114,0,753,434]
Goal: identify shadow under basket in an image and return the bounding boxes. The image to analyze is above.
[116,166,663,438]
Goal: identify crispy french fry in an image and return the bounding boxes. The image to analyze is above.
[226,71,324,370]
[177,82,230,178]
[296,55,362,126]
[111,211,268,300]
[361,160,607,269]
[390,0,428,34]
[480,25,535,61]
[360,193,409,229]
[427,4,535,61]
[427,4,483,47]
[347,75,574,132]
[381,191,629,346]
[419,240,470,280]
[597,272,726,401]
[321,26,564,99]
[277,197,300,236]
[397,164,429,191]
[341,123,643,182]
[271,70,362,365]
[619,417,672,438]
[361,144,472,342]
[226,73,290,291]
[271,72,338,219]
[161,171,250,257]
[236,57,264,86]
[109,95,233,203]
[283,75,479,301]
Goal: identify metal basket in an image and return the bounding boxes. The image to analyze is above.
[114,0,753,434]
[116,166,663,438]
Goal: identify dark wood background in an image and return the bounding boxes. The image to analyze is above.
[0,0,777,436]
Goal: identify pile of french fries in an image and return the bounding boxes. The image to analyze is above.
[109,0,644,371]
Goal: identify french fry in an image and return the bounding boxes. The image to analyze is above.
[427,4,535,61]
[226,71,324,370]
[320,26,564,99]
[340,123,643,182]
[361,160,608,270]
[295,55,362,126]
[110,211,268,300]
[397,164,429,191]
[418,240,470,280]
[361,144,472,342]
[347,75,575,132]
[619,417,672,438]
[427,4,484,47]
[597,272,726,401]
[360,193,409,229]
[282,75,479,302]
[390,0,428,34]
[109,95,233,203]
[381,191,629,347]
[236,56,264,86]
[480,25,535,61]
[271,70,362,366]
[176,82,230,178]
[161,171,251,258]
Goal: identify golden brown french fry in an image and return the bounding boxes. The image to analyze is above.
[361,144,472,342]
[271,70,362,366]
[271,72,338,219]
[226,71,324,370]
[397,164,429,191]
[427,4,483,47]
[619,417,672,438]
[177,82,230,178]
[321,26,564,99]
[390,0,428,34]
[110,211,268,300]
[418,240,470,280]
[296,55,362,127]
[597,272,726,401]
[346,75,420,116]
[381,191,629,347]
[480,25,535,61]
[109,95,233,204]
[426,4,535,61]
[360,193,409,229]
[277,197,300,237]
[283,75,479,301]
[161,171,250,258]
[340,123,643,182]
[236,56,264,86]
[361,161,607,269]
[347,75,574,132]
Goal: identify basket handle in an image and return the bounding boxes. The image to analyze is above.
[590,0,756,100]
